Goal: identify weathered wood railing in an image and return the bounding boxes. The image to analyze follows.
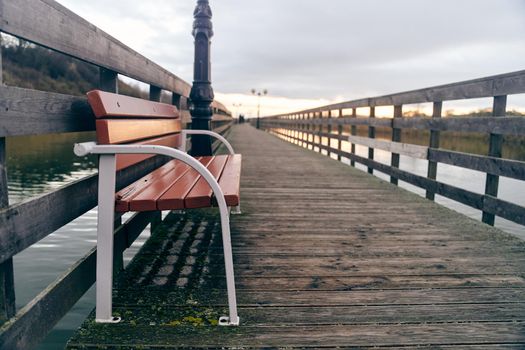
[256,70,525,228]
[0,0,231,348]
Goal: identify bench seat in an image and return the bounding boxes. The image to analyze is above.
[115,154,241,212]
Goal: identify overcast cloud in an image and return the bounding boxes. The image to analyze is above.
[57,0,525,115]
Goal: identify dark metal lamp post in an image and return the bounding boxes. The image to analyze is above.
[190,0,214,156]
[251,89,267,129]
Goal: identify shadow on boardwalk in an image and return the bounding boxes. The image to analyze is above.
[68,124,525,348]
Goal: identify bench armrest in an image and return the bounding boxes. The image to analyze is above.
[181,130,235,155]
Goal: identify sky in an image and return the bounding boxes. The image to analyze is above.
[57,0,525,117]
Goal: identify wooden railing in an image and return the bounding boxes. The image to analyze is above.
[0,0,232,348]
[256,70,525,229]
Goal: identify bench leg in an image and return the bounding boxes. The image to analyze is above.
[95,155,121,324]
[230,202,242,215]
[217,204,240,326]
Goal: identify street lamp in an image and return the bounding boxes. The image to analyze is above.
[251,89,268,118]
[251,89,267,129]
[232,103,242,118]
[190,0,214,156]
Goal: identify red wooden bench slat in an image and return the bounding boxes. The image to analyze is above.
[184,155,229,209]
[96,119,182,144]
[116,134,182,171]
[156,157,216,210]
[87,90,179,119]
[115,159,181,212]
[217,154,242,207]
[127,157,209,212]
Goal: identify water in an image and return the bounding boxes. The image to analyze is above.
[6,133,151,349]
[5,128,525,349]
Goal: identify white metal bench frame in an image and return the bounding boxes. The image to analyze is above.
[74,130,240,326]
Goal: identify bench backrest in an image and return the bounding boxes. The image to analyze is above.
[87,90,183,170]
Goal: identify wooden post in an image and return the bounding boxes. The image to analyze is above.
[293,115,296,143]
[112,216,124,275]
[289,116,292,141]
[482,95,507,225]
[99,67,118,93]
[146,86,166,235]
[298,114,302,146]
[0,39,16,325]
[149,85,162,102]
[327,110,332,157]
[150,211,162,233]
[426,102,443,199]
[297,114,301,145]
[367,107,376,174]
[350,108,357,167]
[0,136,15,324]
[337,109,343,161]
[99,67,124,273]
[306,113,314,150]
[390,105,403,185]
[302,115,306,146]
[318,111,323,153]
[312,113,316,151]
[172,93,182,110]
[308,113,313,150]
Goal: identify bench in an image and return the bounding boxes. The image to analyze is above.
[74,90,241,326]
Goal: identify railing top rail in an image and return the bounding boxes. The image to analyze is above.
[268,69,525,117]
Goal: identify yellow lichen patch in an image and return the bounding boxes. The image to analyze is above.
[165,320,181,327]
[182,316,205,326]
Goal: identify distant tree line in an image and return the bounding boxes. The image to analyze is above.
[2,35,148,98]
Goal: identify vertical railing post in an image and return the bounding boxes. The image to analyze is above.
[318,111,323,153]
[100,67,118,93]
[190,0,214,156]
[337,109,343,161]
[286,114,293,142]
[149,86,162,102]
[172,93,182,110]
[327,110,332,157]
[291,115,295,142]
[310,113,315,150]
[367,106,376,174]
[0,136,15,326]
[149,86,163,235]
[482,95,507,225]
[390,105,403,185]
[98,67,123,273]
[297,114,301,146]
[426,102,443,199]
[350,108,357,167]
[308,113,313,150]
[298,114,302,147]
[172,92,183,134]
[303,113,307,148]
[0,37,16,326]
[295,114,299,144]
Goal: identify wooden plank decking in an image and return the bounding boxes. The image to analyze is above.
[68,124,525,349]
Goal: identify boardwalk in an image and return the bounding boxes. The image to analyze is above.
[68,124,525,348]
